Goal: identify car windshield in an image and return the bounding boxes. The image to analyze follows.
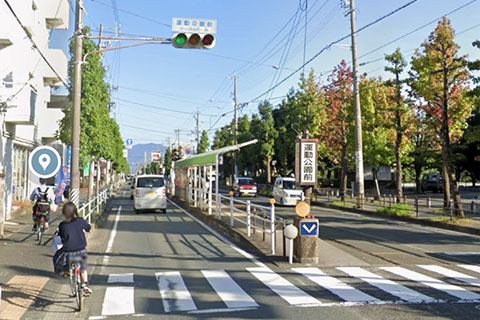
[283,180,297,190]
[137,177,164,188]
[238,178,253,185]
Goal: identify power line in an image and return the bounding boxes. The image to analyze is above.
[247,0,421,104]
[116,97,219,116]
[120,123,189,135]
[89,0,171,28]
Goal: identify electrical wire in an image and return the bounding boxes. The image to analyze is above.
[116,98,218,117]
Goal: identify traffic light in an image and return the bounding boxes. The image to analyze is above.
[172,33,216,49]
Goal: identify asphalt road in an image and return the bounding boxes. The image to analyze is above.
[3,189,480,319]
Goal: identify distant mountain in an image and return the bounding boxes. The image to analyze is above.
[128,143,166,172]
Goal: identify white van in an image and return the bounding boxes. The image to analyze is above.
[272,177,304,206]
[133,175,167,214]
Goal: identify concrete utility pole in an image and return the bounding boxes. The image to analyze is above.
[348,0,365,201]
[70,0,83,206]
[233,73,238,177]
[195,111,200,153]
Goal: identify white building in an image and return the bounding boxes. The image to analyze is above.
[0,0,70,221]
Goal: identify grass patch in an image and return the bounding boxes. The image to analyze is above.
[430,217,480,225]
[377,203,415,217]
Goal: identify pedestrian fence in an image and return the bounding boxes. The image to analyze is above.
[187,186,285,255]
[78,181,121,224]
[313,188,480,221]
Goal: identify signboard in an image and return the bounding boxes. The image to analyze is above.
[172,17,217,34]
[300,220,319,236]
[123,149,128,158]
[364,165,392,181]
[295,138,318,186]
[125,138,133,150]
[151,152,161,162]
[29,146,61,179]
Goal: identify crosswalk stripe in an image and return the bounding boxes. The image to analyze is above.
[293,267,379,303]
[247,267,321,306]
[201,270,259,308]
[419,265,480,288]
[156,271,198,313]
[338,267,435,303]
[101,273,135,316]
[458,265,480,274]
[381,266,480,301]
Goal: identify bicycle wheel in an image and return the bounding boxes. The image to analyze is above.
[75,267,82,311]
[69,265,76,297]
[37,225,43,245]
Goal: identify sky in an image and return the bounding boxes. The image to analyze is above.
[51,0,480,152]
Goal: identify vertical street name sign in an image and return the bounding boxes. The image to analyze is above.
[295,138,318,186]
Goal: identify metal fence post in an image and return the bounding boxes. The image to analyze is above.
[415,195,419,218]
[230,194,234,226]
[270,202,276,255]
[282,220,287,257]
[247,200,251,237]
[426,196,431,208]
[471,201,475,215]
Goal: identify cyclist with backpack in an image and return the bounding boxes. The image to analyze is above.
[30,178,55,231]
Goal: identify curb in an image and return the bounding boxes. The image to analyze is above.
[170,197,275,263]
[314,201,480,236]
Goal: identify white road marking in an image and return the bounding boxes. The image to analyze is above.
[381,266,480,301]
[188,307,258,314]
[338,267,435,303]
[419,265,480,288]
[101,286,135,316]
[458,265,480,274]
[247,267,321,306]
[156,271,197,313]
[293,267,378,303]
[201,269,258,308]
[108,273,134,283]
[101,206,122,272]
[444,252,480,256]
[167,199,266,268]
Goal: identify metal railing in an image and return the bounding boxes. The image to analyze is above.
[213,193,284,255]
[78,182,120,224]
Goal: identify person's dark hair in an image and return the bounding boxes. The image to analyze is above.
[39,178,48,185]
[62,202,78,222]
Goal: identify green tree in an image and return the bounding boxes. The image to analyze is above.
[164,147,172,176]
[198,130,209,153]
[385,48,409,201]
[409,17,473,216]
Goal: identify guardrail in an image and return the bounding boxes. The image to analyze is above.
[78,182,121,224]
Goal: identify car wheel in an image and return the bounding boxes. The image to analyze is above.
[280,197,285,206]
[162,208,167,213]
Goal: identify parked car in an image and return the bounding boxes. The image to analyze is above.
[421,173,443,193]
[272,177,304,206]
[232,177,257,197]
[133,175,167,214]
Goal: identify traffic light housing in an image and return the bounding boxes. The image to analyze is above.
[172,33,216,49]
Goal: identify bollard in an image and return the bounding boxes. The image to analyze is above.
[426,196,431,208]
[247,200,251,237]
[471,201,475,215]
[403,196,407,204]
[230,194,234,227]
[282,220,287,257]
[270,200,276,255]
[263,212,266,242]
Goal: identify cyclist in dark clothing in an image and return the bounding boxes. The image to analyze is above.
[58,202,92,296]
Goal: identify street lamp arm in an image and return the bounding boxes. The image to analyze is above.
[82,41,171,64]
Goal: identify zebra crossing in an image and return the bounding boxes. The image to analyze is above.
[97,264,480,316]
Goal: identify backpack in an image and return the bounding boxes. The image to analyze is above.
[36,187,51,212]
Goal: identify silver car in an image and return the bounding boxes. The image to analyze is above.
[133,175,167,214]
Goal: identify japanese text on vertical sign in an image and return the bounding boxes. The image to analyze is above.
[301,142,316,184]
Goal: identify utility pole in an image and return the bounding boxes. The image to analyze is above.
[233,73,238,177]
[195,111,200,153]
[70,0,83,206]
[174,129,180,148]
[348,0,364,204]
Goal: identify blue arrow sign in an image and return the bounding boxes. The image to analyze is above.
[29,146,61,179]
[300,221,318,236]
[125,138,133,146]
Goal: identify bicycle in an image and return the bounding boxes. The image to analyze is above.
[68,256,84,311]
[36,211,48,245]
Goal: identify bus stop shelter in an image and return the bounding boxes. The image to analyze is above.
[173,139,257,215]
